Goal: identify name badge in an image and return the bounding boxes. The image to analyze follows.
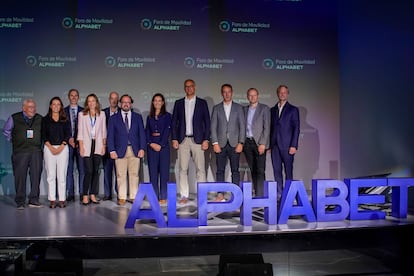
[27,129,34,139]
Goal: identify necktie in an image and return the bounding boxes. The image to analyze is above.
[124,112,129,132]
[71,108,76,136]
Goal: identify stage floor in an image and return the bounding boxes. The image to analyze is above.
[1,195,414,274]
[1,195,413,239]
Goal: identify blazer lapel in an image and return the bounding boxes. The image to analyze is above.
[228,101,236,122]
[219,102,226,121]
[278,102,289,120]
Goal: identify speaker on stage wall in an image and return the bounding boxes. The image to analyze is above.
[218,254,273,276]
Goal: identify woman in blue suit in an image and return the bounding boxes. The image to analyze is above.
[145,93,171,205]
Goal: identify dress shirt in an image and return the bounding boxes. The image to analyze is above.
[2,116,14,141]
[110,108,118,117]
[278,101,286,116]
[223,101,232,121]
[246,106,256,138]
[3,112,35,141]
[69,106,78,135]
[184,96,195,136]
[123,111,131,129]
[90,115,97,139]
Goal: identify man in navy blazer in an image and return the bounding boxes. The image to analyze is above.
[270,85,300,199]
[102,91,120,201]
[107,94,146,205]
[171,79,210,204]
[64,88,84,201]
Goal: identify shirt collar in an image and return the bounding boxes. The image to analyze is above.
[22,111,32,120]
[185,96,196,102]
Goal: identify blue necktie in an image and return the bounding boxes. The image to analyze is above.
[124,113,129,132]
[71,108,76,136]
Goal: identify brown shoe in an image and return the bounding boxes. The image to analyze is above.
[159,199,167,205]
[178,197,188,204]
[215,193,226,202]
[59,201,66,208]
[118,199,126,206]
[90,195,100,204]
[49,201,56,209]
[82,195,89,205]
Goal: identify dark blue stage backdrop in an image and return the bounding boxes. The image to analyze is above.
[2,0,411,197]
[338,1,414,182]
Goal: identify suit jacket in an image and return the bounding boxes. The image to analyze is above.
[107,111,146,158]
[243,103,271,149]
[64,105,83,140]
[77,111,107,157]
[171,96,210,144]
[211,101,246,148]
[270,101,300,150]
[103,106,121,126]
[145,112,172,148]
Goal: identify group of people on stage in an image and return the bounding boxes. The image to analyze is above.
[3,79,300,210]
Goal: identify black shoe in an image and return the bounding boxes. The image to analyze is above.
[103,196,112,201]
[67,195,75,202]
[28,201,43,208]
[16,204,25,210]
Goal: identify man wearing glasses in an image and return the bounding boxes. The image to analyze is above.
[107,94,146,205]
[3,99,43,209]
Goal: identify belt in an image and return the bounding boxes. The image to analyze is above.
[185,135,194,138]
[246,137,255,141]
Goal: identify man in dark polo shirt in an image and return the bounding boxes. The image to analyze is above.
[3,99,43,210]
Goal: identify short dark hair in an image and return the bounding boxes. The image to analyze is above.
[68,88,79,97]
[184,79,195,86]
[247,88,258,95]
[221,83,233,92]
[120,94,134,104]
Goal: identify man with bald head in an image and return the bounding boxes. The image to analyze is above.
[3,99,43,209]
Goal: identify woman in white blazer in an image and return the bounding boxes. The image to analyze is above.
[77,93,107,205]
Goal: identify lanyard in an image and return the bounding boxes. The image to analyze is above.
[89,114,96,127]
[23,113,34,129]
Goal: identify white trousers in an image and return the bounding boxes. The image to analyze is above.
[177,137,206,198]
[44,145,69,201]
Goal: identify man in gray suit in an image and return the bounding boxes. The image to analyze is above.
[243,88,270,197]
[211,84,246,201]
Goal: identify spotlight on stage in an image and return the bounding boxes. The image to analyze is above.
[217,254,273,276]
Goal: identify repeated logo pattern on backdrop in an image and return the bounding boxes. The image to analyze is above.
[0,0,339,195]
